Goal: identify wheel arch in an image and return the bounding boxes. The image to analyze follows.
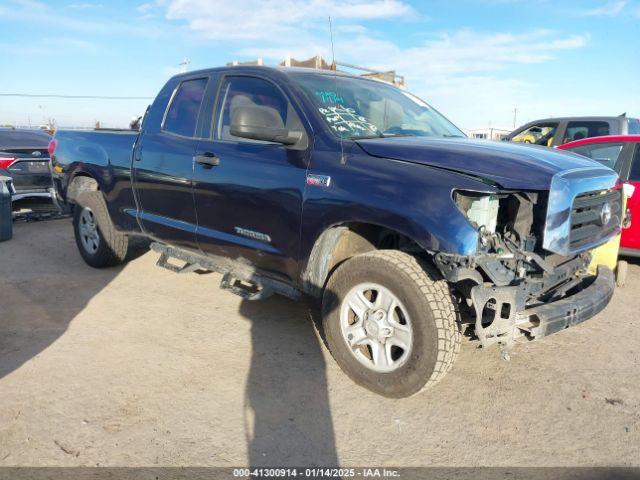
[301,222,425,297]
[66,172,99,204]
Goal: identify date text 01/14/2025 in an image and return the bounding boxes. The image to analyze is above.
[232,467,400,478]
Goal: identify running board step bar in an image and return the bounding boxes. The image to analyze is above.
[156,252,202,274]
[150,242,301,301]
[220,273,274,301]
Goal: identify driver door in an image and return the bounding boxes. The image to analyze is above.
[192,74,310,280]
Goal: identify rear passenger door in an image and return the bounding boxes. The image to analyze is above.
[133,76,209,251]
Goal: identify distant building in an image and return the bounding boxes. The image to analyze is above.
[467,127,511,141]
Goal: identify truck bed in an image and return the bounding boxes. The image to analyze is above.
[52,129,140,232]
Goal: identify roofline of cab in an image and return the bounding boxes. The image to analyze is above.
[167,64,365,83]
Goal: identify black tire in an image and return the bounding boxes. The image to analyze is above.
[73,191,129,268]
[322,250,461,398]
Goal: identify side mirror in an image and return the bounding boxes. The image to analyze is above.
[230,105,303,146]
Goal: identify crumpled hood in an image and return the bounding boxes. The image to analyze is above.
[355,136,605,190]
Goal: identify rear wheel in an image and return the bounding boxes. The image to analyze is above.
[73,191,129,268]
[322,250,461,397]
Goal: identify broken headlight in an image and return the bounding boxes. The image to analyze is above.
[454,190,499,233]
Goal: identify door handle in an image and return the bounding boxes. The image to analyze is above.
[194,153,220,168]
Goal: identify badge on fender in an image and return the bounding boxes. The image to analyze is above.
[306,174,331,187]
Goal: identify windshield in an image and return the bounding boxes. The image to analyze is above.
[292,73,465,140]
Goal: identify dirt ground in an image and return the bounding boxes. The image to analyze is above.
[0,218,638,467]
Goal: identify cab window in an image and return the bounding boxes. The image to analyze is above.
[163,78,208,137]
[562,121,610,144]
[511,122,558,146]
[567,143,625,171]
[215,76,302,142]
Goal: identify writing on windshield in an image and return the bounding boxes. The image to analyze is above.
[294,73,465,140]
[318,105,379,136]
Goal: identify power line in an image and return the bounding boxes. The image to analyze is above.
[0,93,154,100]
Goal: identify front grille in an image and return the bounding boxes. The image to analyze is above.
[570,188,622,250]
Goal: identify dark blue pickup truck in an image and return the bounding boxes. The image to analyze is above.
[51,66,622,397]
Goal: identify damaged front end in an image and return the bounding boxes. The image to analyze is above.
[434,168,622,350]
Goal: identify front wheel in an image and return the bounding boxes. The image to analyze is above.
[322,250,461,397]
[73,191,129,268]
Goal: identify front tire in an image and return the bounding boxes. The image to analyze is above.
[322,250,461,398]
[73,191,129,268]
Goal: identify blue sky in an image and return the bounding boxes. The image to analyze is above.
[0,0,638,130]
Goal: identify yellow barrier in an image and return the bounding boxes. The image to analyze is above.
[587,192,627,286]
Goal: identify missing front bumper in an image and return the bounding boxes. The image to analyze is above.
[515,265,615,340]
[471,266,615,348]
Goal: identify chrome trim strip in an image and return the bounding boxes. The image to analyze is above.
[543,167,619,255]
[12,192,52,201]
[11,157,51,162]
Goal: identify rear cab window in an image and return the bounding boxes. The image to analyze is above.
[162,78,208,137]
[562,121,610,143]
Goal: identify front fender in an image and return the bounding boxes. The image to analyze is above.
[301,149,494,264]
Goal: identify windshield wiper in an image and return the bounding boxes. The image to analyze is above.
[349,133,384,140]
[382,133,416,138]
[350,133,417,140]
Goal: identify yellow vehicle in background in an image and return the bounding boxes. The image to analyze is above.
[511,125,556,146]
[504,115,638,147]
[587,188,630,287]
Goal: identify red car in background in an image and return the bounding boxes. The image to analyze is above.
[560,135,640,257]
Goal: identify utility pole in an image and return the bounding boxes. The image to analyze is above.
[513,108,519,129]
[179,57,190,73]
[38,105,47,125]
